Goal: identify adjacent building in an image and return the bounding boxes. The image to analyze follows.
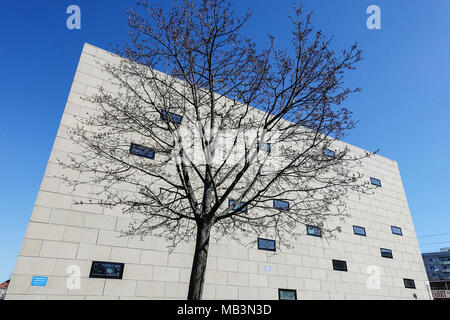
[422,248,450,281]
[0,280,10,300]
[422,248,450,300]
[6,43,430,300]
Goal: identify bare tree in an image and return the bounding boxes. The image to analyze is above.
[61,0,375,300]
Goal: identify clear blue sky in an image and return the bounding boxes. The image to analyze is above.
[0,0,449,282]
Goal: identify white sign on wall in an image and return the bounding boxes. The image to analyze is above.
[432,290,450,299]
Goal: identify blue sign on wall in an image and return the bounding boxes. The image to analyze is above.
[31,276,48,286]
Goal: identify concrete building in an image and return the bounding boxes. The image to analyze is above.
[422,248,450,281]
[6,43,430,300]
[422,248,450,300]
[0,280,10,300]
[428,280,450,300]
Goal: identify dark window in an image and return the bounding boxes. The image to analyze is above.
[130,143,155,160]
[380,248,393,259]
[370,177,382,187]
[323,148,335,157]
[332,259,348,272]
[403,278,416,289]
[257,238,276,251]
[306,225,322,237]
[430,282,446,290]
[256,140,271,153]
[160,110,182,124]
[273,200,290,211]
[353,225,366,236]
[89,261,124,279]
[228,199,248,213]
[278,289,297,300]
[391,226,403,236]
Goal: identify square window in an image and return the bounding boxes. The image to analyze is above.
[380,248,393,259]
[306,225,322,237]
[431,282,446,290]
[130,143,155,160]
[160,110,182,124]
[228,199,248,213]
[391,226,403,236]
[353,225,366,236]
[323,148,335,157]
[89,261,124,279]
[403,278,416,289]
[273,200,289,211]
[332,259,347,272]
[370,177,382,187]
[278,289,297,300]
[257,238,276,251]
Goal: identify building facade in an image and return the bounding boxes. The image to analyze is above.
[6,43,430,300]
[422,248,450,300]
[0,280,10,300]
[422,248,450,281]
[428,281,450,300]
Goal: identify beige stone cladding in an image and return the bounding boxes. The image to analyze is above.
[6,43,430,300]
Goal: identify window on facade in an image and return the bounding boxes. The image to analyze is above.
[89,261,124,279]
[130,143,155,160]
[278,289,297,300]
[391,226,403,236]
[370,177,382,187]
[257,238,276,251]
[273,200,290,211]
[353,225,366,236]
[306,225,322,237]
[256,140,271,153]
[323,148,335,157]
[380,248,393,259]
[430,282,446,290]
[403,278,416,289]
[160,110,183,125]
[228,199,248,213]
[332,259,348,272]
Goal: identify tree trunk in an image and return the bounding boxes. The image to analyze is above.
[187,222,212,300]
